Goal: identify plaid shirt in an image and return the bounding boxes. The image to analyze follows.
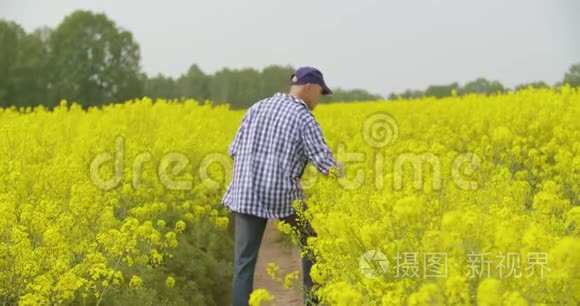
[221,92,338,218]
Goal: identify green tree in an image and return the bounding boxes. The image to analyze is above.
[144,74,177,100]
[0,20,22,107]
[389,89,424,100]
[228,68,262,108]
[320,88,382,103]
[0,21,50,107]
[48,10,143,107]
[514,81,549,91]
[208,68,263,109]
[14,27,51,107]
[208,68,232,104]
[176,64,209,101]
[562,63,580,87]
[460,78,506,95]
[260,65,295,97]
[424,82,459,98]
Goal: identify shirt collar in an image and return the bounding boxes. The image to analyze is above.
[274,92,314,116]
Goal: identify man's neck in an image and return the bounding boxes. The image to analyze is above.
[287,92,312,111]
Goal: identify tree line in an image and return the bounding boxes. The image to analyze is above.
[0,10,379,110]
[1,10,579,109]
[389,70,580,100]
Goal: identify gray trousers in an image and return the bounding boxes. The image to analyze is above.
[231,211,319,306]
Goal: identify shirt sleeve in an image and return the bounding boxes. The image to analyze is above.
[300,116,338,175]
[228,108,252,159]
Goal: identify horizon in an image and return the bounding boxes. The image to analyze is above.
[1,0,579,96]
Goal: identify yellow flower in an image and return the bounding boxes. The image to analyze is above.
[165,276,176,288]
[175,220,187,233]
[248,288,274,306]
[129,275,143,289]
[477,279,502,306]
[265,262,282,282]
[284,271,300,289]
[157,219,167,228]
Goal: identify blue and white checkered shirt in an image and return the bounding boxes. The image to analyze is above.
[221,92,338,218]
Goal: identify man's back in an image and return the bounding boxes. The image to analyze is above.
[221,92,337,218]
[228,67,336,306]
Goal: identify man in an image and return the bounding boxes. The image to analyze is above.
[221,66,344,306]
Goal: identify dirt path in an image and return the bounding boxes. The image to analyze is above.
[254,220,303,305]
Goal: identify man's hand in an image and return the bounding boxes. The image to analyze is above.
[327,162,345,178]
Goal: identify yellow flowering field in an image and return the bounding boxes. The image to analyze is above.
[297,86,579,305]
[0,99,236,305]
[1,86,579,305]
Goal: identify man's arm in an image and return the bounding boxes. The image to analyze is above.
[300,116,340,175]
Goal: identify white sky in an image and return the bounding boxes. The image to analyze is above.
[1,0,579,95]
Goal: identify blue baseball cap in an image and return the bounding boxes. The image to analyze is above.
[291,66,332,95]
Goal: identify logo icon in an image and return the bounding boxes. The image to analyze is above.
[362,112,399,148]
[359,250,389,278]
